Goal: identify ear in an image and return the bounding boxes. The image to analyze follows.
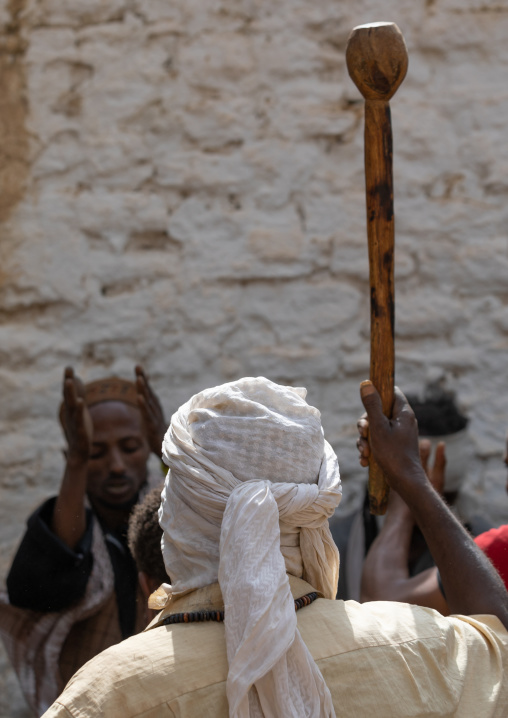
[138,571,160,601]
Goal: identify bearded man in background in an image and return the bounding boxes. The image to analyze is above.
[0,365,167,716]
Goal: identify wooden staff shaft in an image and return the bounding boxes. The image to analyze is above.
[365,99,395,514]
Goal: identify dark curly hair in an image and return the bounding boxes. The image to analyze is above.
[127,484,168,585]
[407,384,468,437]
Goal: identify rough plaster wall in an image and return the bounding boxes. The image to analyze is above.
[1,0,508,714]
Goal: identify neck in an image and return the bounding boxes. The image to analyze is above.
[89,498,137,534]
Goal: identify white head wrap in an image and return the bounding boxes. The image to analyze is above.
[159,377,341,718]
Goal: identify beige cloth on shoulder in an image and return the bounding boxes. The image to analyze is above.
[159,377,342,718]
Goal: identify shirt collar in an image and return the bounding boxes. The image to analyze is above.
[145,575,320,631]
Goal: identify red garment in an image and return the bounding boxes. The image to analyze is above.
[475,524,508,590]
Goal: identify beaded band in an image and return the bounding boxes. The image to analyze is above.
[162,591,319,626]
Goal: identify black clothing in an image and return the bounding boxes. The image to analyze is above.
[7,497,138,639]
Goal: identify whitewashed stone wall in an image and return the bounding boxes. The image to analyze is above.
[2,0,508,714]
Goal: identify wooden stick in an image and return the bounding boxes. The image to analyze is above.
[346,22,408,514]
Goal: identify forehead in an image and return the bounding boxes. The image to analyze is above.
[89,401,144,441]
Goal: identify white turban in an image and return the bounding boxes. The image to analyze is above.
[159,377,342,718]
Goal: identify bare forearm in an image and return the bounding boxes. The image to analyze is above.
[363,546,449,612]
[362,493,449,613]
[52,456,88,550]
[361,512,413,602]
[400,470,508,627]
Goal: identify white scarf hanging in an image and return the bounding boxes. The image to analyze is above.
[159,377,342,718]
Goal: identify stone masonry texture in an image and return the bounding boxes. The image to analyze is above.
[2,0,508,714]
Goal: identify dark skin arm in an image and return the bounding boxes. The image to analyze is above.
[358,381,508,629]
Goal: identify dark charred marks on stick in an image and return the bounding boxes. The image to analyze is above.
[382,249,393,272]
[370,284,395,330]
[370,286,380,318]
[381,105,394,220]
[367,182,393,223]
[383,104,393,153]
[388,290,395,330]
[379,181,393,222]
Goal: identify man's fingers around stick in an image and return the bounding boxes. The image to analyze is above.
[360,380,387,427]
[357,436,370,466]
[358,381,423,491]
[392,386,411,420]
[357,415,369,438]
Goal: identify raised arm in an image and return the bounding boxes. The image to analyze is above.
[359,381,508,628]
[52,367,93,549]
[7,368,94,610]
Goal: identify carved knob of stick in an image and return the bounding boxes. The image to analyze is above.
[346,22,408,101]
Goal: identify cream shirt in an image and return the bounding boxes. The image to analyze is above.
[43,577,508,718]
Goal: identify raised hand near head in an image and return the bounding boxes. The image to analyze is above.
[135,365,167,458]
[61,366,93,463]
